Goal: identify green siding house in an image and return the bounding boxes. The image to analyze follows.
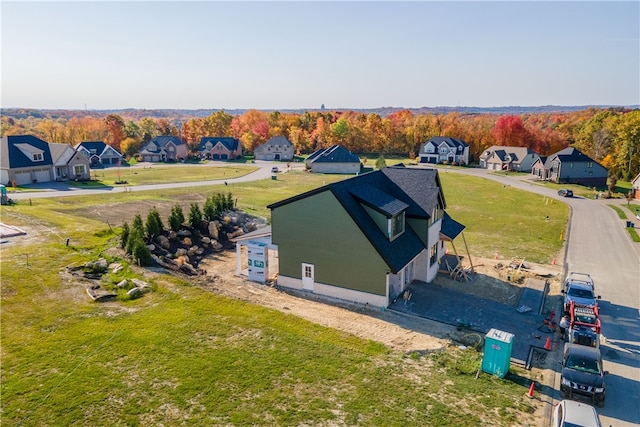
[268,166,464,308]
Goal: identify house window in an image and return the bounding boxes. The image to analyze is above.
[569,163,573,168]
[74,165,85,176]
[425,145,434,153]
[304,265,312,278]
[32,153,43,162]
[587,162,593,168]
[389,211,405,240]
[429,244,437,266]
[440,147,448,154]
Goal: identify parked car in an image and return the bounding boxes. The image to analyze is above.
[552,399,601,427]
[271,166,279,173]
[558,188,574,197]
[560,344,608,407]
[562,272,600,312]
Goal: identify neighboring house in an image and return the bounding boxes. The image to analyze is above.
[198,137,242,160]
[532,147,608,187]
[75,141,123,167]
[479,146,540,172]
[0,135,55,185]
[49,143,91,181]
[139,136,188,162]
[254,136,294,161]
[631,173,640,200]
[268,166,465,308]
[531,156,547,180]
[305,145,361,174]
[419,136,470,165]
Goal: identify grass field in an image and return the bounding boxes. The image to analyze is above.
[1,168,562,426]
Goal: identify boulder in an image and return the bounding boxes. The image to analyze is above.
[116,279,129,289]
[157,235,170,249]
[109,263,124,274]
[127,287,143,299]
[187,245,199,256]
[176,255,190,265]
[208,221,219,240]
[201,236,211,245]
[168,230,178,240]
[175,248,187,257]
[195,247,204,255]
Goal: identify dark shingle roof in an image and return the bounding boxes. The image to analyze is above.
[307,145,360,164]
[423,136,469,151]
[151,136,184,148]
[1,135,54,169]
[199,137,240,151]
[269,166,457,273]
[76,141,107,155]
[440,212,466,240]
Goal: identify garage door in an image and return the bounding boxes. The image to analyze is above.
[14,171,31,185]
[34,168,52,183]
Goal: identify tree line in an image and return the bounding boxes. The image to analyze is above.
[2,107,638,180]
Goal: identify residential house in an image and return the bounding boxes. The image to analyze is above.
[139,136,188,162]
[1,135,55,185]
[631,173,640,200]
[419,136,470,165]
[532,147,608,187]
[479,146,540,172]
[1,136,92,185]
[198,137,242,160]
[531,156,547,180]
[254,136,294,161]
[49,143,91,181]
[268,166,465,308]
[304,145,361,174]
[75,141,123,167]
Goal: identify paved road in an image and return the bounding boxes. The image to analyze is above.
[7,161,290,200]
[440,167,640,426]
[6,164,639,425]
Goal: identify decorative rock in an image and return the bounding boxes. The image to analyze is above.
[201,236,211,245]
[157,235,170,249]
[177,229,192,237]
[168,230,177,240]
[208,221,219,240]
[212,240,223,250]
[131,278,149,289]
[176,255,190,265]
[146,244,155,251]
[187,245,199,256]
[116,279,128,288]
[109,263,124,274]
[195,248,204,255]
[127,287,143,298]
[175,248,187,257]
[183,237,192,246]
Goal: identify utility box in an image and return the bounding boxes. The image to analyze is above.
[481,328,514,378]
[247,241,268,283]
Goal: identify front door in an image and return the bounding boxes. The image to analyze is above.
[302,263,314,291]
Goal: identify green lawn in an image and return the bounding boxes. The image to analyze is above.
[1,169,563,426]
[76,164,259,187]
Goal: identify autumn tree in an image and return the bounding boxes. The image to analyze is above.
[104,114,125,151]
[491,115,531,147]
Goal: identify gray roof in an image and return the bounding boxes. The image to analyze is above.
[307,145,360,164]
[199,137,240,152]
[269,166,460,274]
[423,136,469,152]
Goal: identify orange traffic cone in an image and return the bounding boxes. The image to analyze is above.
[527,382,535,398]
[544,336,552,350]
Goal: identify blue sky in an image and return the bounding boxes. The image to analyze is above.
[2,1,638,110]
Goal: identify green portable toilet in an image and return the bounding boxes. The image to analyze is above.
[481,328,514,378]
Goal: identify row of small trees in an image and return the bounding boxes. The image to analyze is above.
[120,193,235,265]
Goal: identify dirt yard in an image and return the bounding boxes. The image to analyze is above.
[192,250,563,354]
